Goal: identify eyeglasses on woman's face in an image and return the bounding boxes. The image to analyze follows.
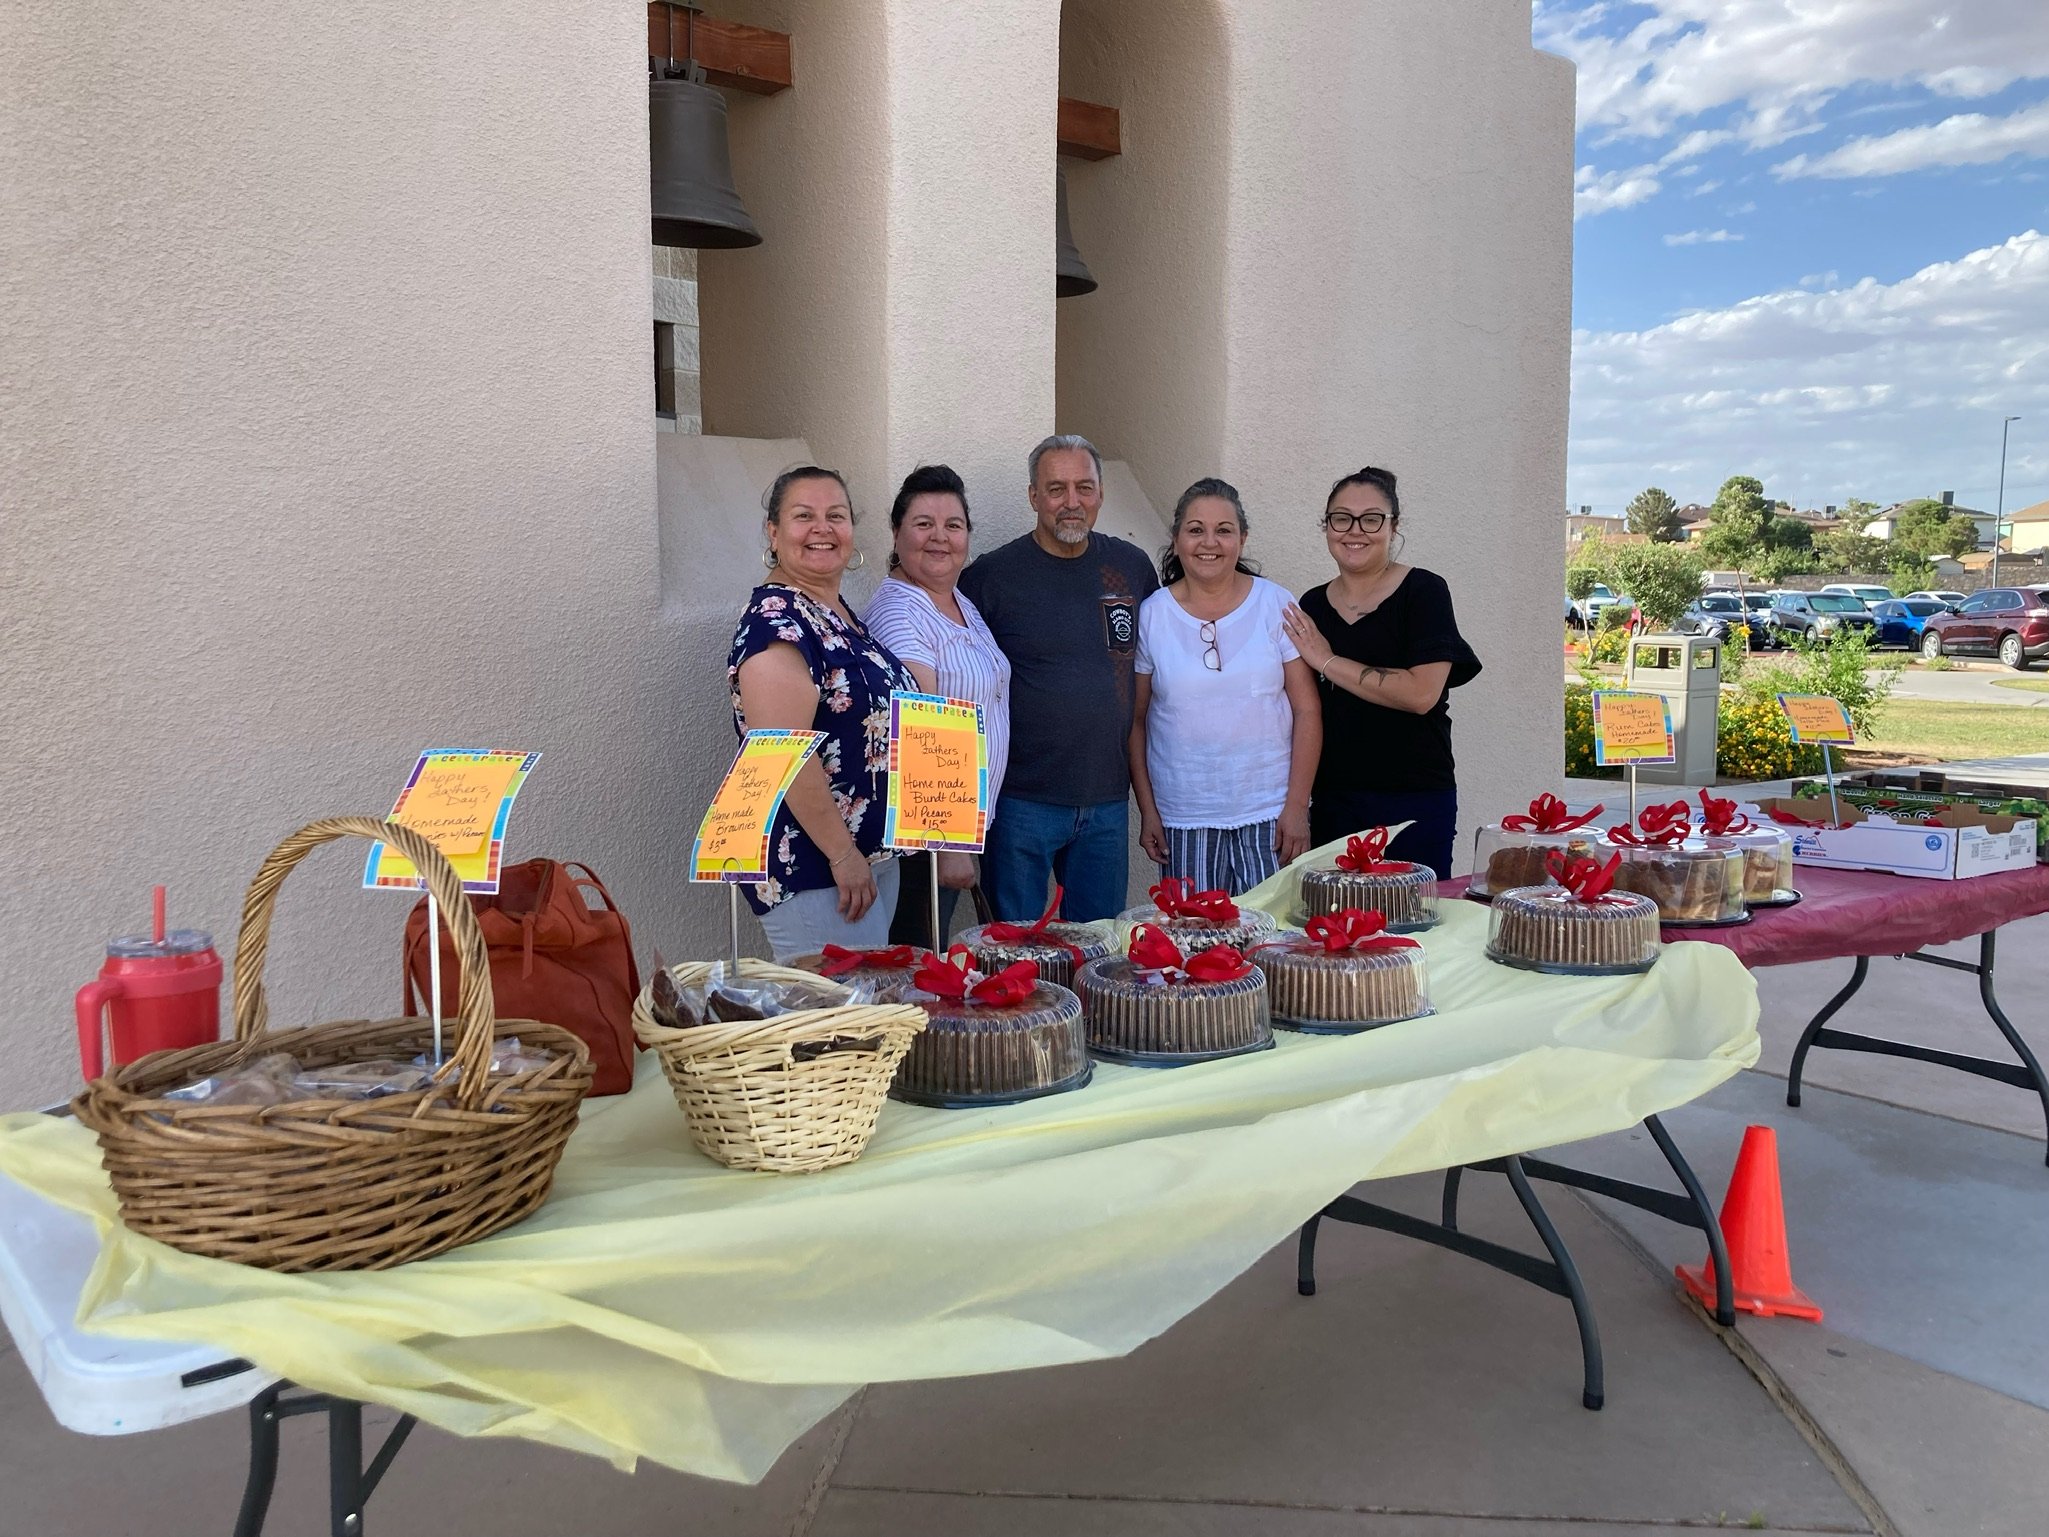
[1200,619,1222,671]
[1323,510,1389,534]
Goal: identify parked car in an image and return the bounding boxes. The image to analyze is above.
[1674,593,1746,643]
[1905,590,1968,608]
[1821,583,1894,608]
[1568,582,1621,629]
[1867,597,1948,649]
[1919,586,2049,669]
[1739,591,1781,645]
[1770,591,1878,642]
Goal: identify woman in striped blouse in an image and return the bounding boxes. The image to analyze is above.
[862,464,1013,947]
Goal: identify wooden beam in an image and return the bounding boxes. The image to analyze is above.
[647,6,792,96]
[1057,97,1121,160]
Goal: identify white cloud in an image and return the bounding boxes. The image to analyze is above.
[1664,227,1744,245]
[1570,230,2049,510]
[1535,1,2049,145]
[1575,162,1662,218]
[1774,97,2049,179]
[1726,200,1758,214]
[1688,177,1724,194]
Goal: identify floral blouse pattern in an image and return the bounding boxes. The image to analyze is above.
[727,584,916,911]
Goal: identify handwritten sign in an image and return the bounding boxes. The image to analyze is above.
[363,749,539,893]
[1778,693,1854,745]
[1591,691,1676,766]
[885,692,989,853]
[692,730,823,882]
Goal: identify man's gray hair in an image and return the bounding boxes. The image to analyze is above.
[1027,433,1103,488]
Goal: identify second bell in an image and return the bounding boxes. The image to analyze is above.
[650,74,763,249]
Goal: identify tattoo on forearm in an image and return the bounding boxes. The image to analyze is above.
[1358,665,1392,690]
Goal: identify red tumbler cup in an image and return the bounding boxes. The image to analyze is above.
[75,927,223,1082]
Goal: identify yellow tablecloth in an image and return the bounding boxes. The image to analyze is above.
[0,872,1758,1483]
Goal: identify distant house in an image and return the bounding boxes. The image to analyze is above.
[1862,491,1997,549]
[1566,512,1628,545]
[2003,496,2049,555]
[1679,516,1714,541]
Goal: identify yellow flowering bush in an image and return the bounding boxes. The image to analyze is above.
[1565,684,1825,782]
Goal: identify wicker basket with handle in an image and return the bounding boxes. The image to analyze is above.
[632,959,924,1172]
[71,816,595,1272]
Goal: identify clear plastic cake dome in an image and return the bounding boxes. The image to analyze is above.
[1607,841,1746,926]
[1484,886,1661,976]
[957,920,1116,991]
[1251,934,1432,1033]
[892,980,1091,1108]
[1298,864,1439,932]
[1469,826,1605,899]
[1113,902,1277,953]
[1691,825,1796,907]
[1073,956,1273,1065]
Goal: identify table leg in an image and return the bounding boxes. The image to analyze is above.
[227,1383,416,1537]
[1786,954,1869,1108]
[1786,935,2049,1165]
[1294,1156,1604,1410]
[232,1384,284,1537]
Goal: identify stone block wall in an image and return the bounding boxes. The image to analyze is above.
[654,244,700,433]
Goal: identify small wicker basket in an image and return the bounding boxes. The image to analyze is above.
[631,959,924,1173]
[71,817,594,1272]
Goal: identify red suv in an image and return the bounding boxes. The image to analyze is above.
[1920,586,2049,670]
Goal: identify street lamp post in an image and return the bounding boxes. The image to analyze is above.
[1992,415,2020,585]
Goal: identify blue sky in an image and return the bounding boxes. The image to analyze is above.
[1540,1,2049,518]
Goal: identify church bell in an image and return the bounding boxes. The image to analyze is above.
[649,73,763,249]
[1055,166,1098,297]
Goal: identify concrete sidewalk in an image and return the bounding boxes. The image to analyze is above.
[5,913,2046,1535]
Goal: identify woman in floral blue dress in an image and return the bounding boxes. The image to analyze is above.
[728,466,916,960]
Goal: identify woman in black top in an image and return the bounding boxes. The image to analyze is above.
[1280,466,1482,877]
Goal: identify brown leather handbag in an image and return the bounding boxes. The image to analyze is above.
[404,860,641,1095]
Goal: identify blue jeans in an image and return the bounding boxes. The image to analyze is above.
[1309,789,1460,880]
[983,794,1131,924]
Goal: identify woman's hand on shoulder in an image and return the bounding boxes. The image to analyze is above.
[1282,603,1332,672]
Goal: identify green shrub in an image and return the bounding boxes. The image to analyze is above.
[1597,602,1633,631]
[1564,684,1621,778]
[1716,691,1824,781]
[1589,624,1630,664]
[1741,629,1901,738]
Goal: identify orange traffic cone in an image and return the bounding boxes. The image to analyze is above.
[1677,1124,1823,1322]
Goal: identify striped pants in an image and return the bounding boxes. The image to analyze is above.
[1162,820,1280,897]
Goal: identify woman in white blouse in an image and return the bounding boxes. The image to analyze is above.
[862,464,1013,946]
[1129,478,1321,893]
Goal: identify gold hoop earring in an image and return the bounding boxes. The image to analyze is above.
[847,548,867,573]
[762,545,777,570]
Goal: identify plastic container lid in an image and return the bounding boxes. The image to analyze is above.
[893,981,1091,1108]
[1075,956,1273,1064]
[1297,866,1440,932]
[1484,885,1661,976]
[1253,935,1432,1032]
[107,930,213,958]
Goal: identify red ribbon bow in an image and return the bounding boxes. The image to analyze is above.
[1502,793,1605,834]
[1765,805,1842,829]
[1605,800,1692,847]
[1148,877,1240,924]
[1333,828,1414,874]
[1695,789,1755,837]
[819,943,920,976]
[909,946,1039,1008]
[982,885,1085,965]
[1546,849,1622,902]
[1128,924,1255,983]
[1300,908,1419,953]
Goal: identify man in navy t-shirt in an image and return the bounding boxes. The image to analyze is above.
[958,435,1159,922]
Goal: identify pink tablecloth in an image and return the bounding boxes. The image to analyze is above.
[1444,863,2049,969]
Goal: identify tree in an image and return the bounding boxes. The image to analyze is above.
[1566,558,1604,603]
[1624,486,1683,542]
[1815,527,1891,574]
[1755,544,1820,583]
[1699,475,1773,567]
[1604,541,1706,630]
[1890,498,1979,561]
[1767,517,1814,556]
[1889,553,1939,597]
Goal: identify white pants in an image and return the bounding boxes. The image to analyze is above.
[755,860,902,963]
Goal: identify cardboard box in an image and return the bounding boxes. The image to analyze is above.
[1754,798,2038,881]
[1787,776,2049,859]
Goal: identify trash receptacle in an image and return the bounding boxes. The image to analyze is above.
[1625,633,1720,785]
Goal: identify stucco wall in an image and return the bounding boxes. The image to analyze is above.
[1212,0,1573,858]
[0,1,666,1109]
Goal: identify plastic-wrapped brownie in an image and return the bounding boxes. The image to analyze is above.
[1076,925,1272,1064]
[1117,877,1277,953]
[891,947,1090,1107]
[958,919,1114,991]
[1485,850,1660,976]
[1468,793,1608,899]
[1690,790,1796,906]
[1252,910,1431,1033]
[1298,828,1439,932]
